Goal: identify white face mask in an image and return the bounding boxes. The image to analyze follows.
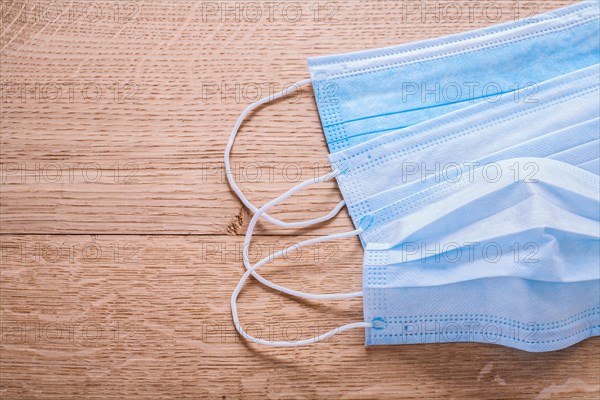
[224,1,600,349]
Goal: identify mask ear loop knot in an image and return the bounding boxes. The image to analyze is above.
[231,170,373,347]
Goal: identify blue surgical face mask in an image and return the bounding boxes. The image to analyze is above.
[224,1,600,351]
[361,158,599,351]
[335,65,600,236]
[308,1,600,153]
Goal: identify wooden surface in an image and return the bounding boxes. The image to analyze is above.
[1,0,598,398]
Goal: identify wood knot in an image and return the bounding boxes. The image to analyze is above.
[226,206,248,235]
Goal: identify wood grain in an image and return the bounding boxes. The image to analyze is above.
[1,235,599,399]
[1,0,598,398]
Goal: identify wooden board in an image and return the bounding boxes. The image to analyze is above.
[1,0,598,398]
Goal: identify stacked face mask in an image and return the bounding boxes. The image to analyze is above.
[226,0,600,351]
[331,64,600,238]
[309,0,600,152]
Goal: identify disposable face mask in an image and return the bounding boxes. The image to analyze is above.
[360,158,599,351]
[224,1,600,349]
[342,66,600,238]
[309,0,600,152]
[332,64,600,221]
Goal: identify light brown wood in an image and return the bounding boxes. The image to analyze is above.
[1,0,598,398]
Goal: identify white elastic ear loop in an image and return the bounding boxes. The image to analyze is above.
[231,172,371,347]
[224,77,346,228]
[243,170,363,300]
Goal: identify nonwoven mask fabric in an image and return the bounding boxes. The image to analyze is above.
[308,1,600,153]
[331,65,600,242]
[361,158,599,351]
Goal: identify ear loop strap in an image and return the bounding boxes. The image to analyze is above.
[242,169,364,300]
[226,78,355,300]
[225,78,346,228]
[231,170,372,346]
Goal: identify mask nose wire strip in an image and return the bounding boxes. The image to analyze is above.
[224,77,346,228]
[242,169,364,300]
[231,171,371,346]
